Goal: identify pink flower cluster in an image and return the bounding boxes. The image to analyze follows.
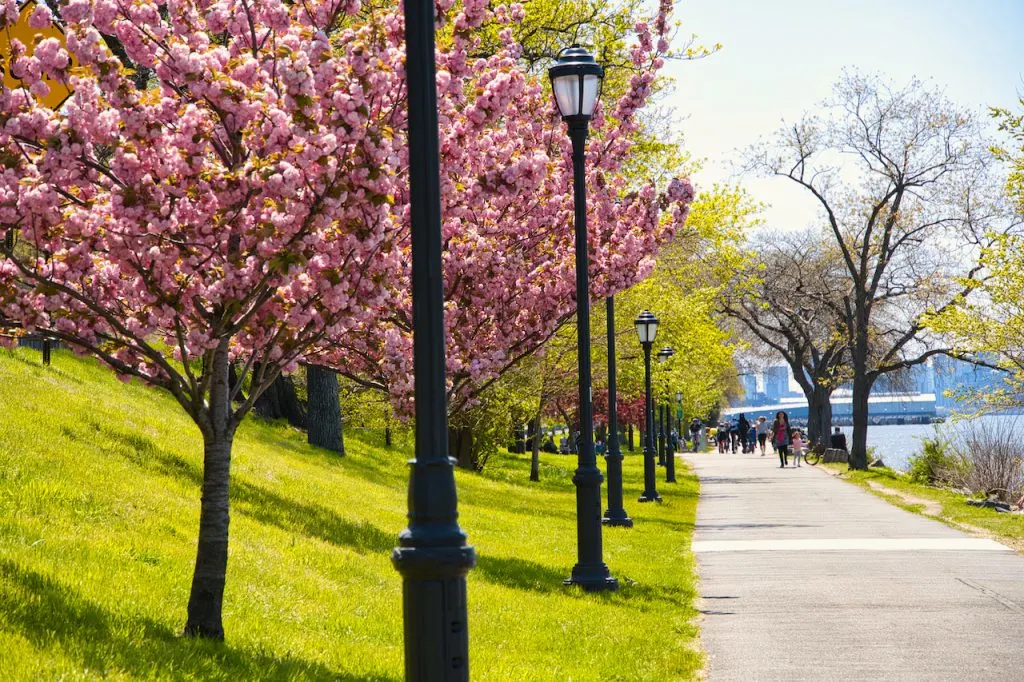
[0,0,693,421]
[327,0,694,416]
[0,0,404,401]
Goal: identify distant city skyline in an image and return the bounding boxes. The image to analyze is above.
[733,356,1005,411]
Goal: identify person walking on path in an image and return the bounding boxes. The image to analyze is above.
[791,428,806,467]
[771,411,791,467]
[756,416,769,455]
[737,413,750,453]
[689,417,702,452]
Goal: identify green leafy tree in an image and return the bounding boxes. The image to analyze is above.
[748,72,1019,470]
[991,97,1024,211]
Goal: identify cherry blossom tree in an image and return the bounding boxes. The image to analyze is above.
[0,0,412,639]
[0,0,693,638]
[332,0,694,437]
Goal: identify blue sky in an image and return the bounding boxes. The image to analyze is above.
[664,0,1024,230]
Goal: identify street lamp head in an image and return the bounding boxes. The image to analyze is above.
[657,346,675,363]
[676,391,683,403]
[548,44,604,122]
[634,310,659,346]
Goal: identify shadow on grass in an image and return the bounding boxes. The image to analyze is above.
[474,555,568,593]
[69,421,396,555]
[236,420,408,489]
[476,466,575,493]
[232,481,395,554]
[638,516,696,533]
[0,559,397,681]
[3,348,85,385]
[474,555,693,609]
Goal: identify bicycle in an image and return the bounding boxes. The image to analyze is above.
[804,442,826,466]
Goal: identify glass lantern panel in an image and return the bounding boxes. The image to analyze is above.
[635,319,658,344]
[580,74,601,116]
[552,74,581,118]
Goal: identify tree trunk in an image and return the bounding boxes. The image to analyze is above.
[306,365,344,454]
[849,308,873,470]
[227,363,245,403]
[448,426,476,469]
[276,374,306,428]
[252,364,280,418]
[849,373,872,470]
[628,424,634,451]
[184,340,235,640]
[253,370,307,428]
[806,386,833,447]
[530,412,542,482]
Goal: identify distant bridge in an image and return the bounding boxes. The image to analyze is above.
[723,393,938,425]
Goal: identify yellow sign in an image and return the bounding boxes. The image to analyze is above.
[0,0,73,109]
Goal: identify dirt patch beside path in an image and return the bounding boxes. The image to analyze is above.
[862,479,1024,552]
[865,480,943,516]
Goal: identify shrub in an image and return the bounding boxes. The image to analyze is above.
[945,417,1024,504]
[907,435,961,485]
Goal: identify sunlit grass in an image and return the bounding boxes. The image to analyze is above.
[0,348,702,680]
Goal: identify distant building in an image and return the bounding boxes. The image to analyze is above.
[764,366,788,403]
[739,374,757,401]
[933,355,1004,411]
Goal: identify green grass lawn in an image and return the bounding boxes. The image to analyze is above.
[0,348,701,681]
[823,463,1024,551]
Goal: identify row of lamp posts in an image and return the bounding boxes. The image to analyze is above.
[395,20,689,677]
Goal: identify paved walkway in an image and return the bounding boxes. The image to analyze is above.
[682,451,1024,681]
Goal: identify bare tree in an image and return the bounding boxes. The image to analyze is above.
[724,230,849,445]
[749,72,1021,469]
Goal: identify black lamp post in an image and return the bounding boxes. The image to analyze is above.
[664,397,677,482]
[656,402,665,466]
[635,310,661,502]
[392,2,475,679]
[676,390,683,438]
[602,295,632,527]
[549,45,617,592]
[657,347,676,483]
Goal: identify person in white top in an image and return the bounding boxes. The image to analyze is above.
[790,429,806,467]
[755,416,769,456]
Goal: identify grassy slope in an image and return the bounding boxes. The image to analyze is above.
[822,463,1024,550]
[0,348,701,681]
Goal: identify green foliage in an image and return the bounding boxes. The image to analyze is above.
[0,348,703,680]
[605,185,759,418]
[923,98,1024,410]
[924,235,1024,410]
[337,377,407,448]
[449,382,537,470]
[991,98,1024,212]
[907,435,960,486]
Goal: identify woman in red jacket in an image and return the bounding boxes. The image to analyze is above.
[770,411,792,468]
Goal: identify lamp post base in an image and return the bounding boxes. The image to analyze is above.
[601,511,634,527]
[564,563,619,592]
[637,493,662,503]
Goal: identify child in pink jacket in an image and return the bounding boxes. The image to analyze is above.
[791,429,806,467]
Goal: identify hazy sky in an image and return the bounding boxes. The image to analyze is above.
[663,0,1024,231]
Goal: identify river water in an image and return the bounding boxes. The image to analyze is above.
[843,414,1023,470]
